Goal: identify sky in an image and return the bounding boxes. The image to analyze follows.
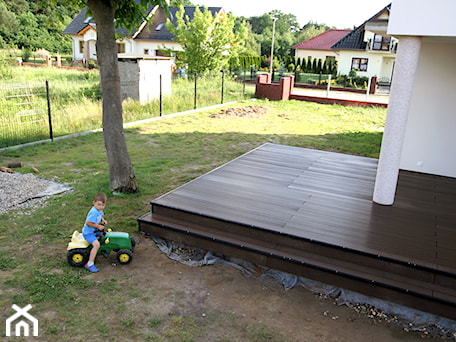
[197,0,391,29]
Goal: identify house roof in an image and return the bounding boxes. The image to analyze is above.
[63,6,223,42]
[331,3,391,50]
[132,7,222,42]
[292,29,351,50]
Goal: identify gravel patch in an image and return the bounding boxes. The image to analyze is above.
[0,172,71,215]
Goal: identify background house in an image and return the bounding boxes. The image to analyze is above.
[374,0,456,204]
[63,6,223,62]
[331,4,397,81]
[293,4,397,82]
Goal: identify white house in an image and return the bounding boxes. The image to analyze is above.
[331,4,398,82]
[63,6,223,62]
[292,4,397,82]
[373,0,456,205]
[292,29,351,64]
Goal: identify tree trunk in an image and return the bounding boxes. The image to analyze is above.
[87,0,137,193]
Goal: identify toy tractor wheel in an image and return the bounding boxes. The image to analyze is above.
[67,248,89,267]
[117,249,133,265]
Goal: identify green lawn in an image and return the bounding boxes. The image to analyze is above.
[0,99,386,341]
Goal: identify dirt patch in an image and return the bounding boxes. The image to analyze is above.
[90,236,454,342]
[209,106,268,119]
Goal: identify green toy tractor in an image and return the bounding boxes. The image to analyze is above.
[67,229,135,267]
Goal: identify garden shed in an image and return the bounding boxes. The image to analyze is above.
[118,54,172,104]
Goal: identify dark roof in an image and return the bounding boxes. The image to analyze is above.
[292,30,351,50]
[331,3,391,50]
[133,7,222,42]
[63,6,223,42]
[62,6,91,35]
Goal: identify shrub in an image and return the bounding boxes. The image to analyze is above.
[0,59,12,80]
[22,48,32,62]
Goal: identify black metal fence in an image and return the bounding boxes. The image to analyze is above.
[0,71,251,148]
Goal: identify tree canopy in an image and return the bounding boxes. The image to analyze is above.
[166,6,246,73]
[1,1,336,59]
[0,0,79,52]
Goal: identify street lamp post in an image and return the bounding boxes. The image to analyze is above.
[269,16,277,79]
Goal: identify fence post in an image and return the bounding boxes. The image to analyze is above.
[194,74,197,110]
[45,80,54,142]
[221,69,225,104]
[366,77,371,101]
[326,74,331,98]
[159,74,163,117]
[243,69,246,98]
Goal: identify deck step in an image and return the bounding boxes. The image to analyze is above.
[139,209,456,321]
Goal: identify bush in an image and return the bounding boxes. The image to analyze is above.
[351,76,369,88]
[22,48,32,62]
[0,58,12,80]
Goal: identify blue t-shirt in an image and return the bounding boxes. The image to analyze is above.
[82,206,104,235]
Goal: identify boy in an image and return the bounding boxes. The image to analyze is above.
[82,193,108,272]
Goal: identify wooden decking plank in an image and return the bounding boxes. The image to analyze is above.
[140,214,455,301]
[144,143,456,314]
[161,175,309,210]
[283,220,437,261]
[160,188,301,224]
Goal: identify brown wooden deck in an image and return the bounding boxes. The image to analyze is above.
[138,143,456,320]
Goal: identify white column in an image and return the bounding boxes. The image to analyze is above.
[373,36,422,205]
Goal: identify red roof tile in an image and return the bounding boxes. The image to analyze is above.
[292,29,351,50]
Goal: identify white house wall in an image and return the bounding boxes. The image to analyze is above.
[294,49,338,62]
[138,59,172,104]
[71,37,82,60]
[399,41,456,178]
[337,51,392,79]
[132,41,182,56]
[389,0,456,37]
[69,35,182,61]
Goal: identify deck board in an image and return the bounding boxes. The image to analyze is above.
[150,143,456,274]
[140,143,456,318]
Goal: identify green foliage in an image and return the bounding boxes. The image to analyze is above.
[229,55,263,71]
[294,21,334,46]
[0,0,80,53]
[0,54,12,79]
[247,11,298,56]
[167,6,240,74]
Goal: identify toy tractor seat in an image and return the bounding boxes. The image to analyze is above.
[68,231,90,250]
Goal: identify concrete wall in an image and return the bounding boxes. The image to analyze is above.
[118,60,140,101]
[138,58,172,104]
[119,58,172,104]
[389,0,456,36]
[399,41,456,177]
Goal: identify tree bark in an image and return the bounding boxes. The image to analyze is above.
[87,0,137,193]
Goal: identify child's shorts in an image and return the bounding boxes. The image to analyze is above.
[83,230,102,244]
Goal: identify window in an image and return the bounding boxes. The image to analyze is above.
[372,34,391,51]
[79,41,84,54]
[144,49,149,55]
[351,58,368,72]
[116,43,126,54]
[155,23,164,31]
